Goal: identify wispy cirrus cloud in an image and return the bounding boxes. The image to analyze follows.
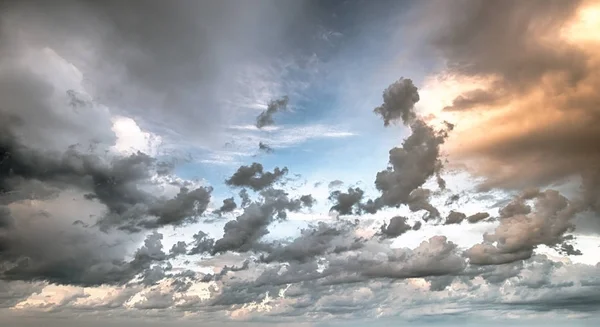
[197,123,357,165]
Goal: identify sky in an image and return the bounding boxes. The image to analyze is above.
[1,0,600,326]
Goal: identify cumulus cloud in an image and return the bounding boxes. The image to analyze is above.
[406,188,440,220]
[444,211,466,225]
[363,76,453,216]
[188,231,215,256]
[466,190,583,265]
[225,163,288,191]
[327,180,344,189]
[0,207,167,286]
[373,78,420,126]
[328,187,364,215]
[380,216,412,238]
[329,236,466,280]
[214,197,237,216]
[466,212,490,224]
[239,189,251,208]
[212,188,312,254]
[372,120,451,211]
[262,221,362,263]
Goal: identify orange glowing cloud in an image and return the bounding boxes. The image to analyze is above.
[418,0,600,191]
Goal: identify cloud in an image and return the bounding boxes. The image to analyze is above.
[371,120,451,211]
[262,221,361,263]
[360,76,454,216]
[214,197,238,216]
[188,231,215,256]
[225,163,288,192]
[212,188,312,254]
[444,211,466,225]
[466,189,582,265]
[239,189,251,208]
[328,187,364,215]
[0,201,167,286]
[406,188,440,220]
[144,186,213,228]
[419,0,600,200]
[373,78,420,126]
[466,212,490,224]
[362,236,466,279]
[211,123,356,164]
[380,216,412,238]
[327,180,344,189]
[258,142,274,154]
[0,0,317,150]
[256,96,289,129]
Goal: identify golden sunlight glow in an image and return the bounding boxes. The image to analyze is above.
[562,1,600,42]
[417,73,498,132]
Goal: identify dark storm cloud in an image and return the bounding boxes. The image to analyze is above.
[1,121,213,232]
[0,70,214,286]
[0,206,14,229]
[324,77,451,217]
[225,163,288,191]
[0,223,167,286]
[367,76,453,213]
[256,96,290,129]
